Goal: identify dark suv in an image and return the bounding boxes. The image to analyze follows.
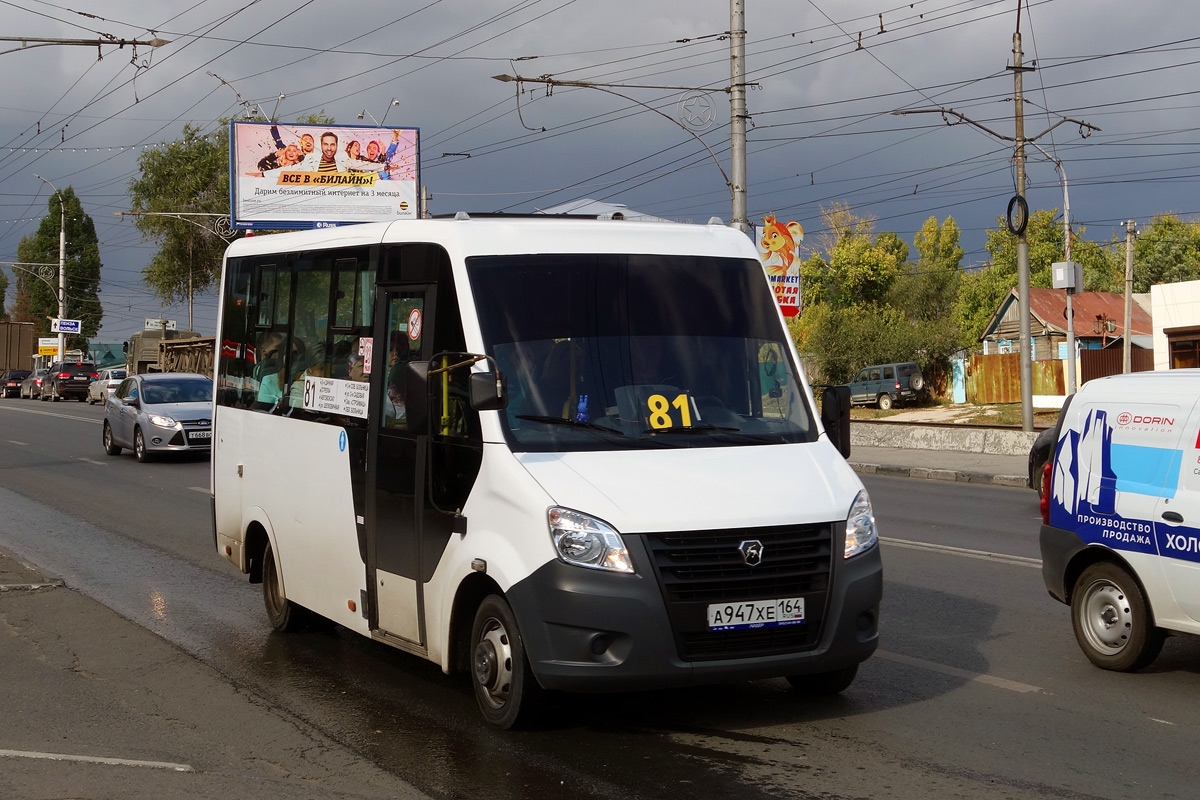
[42,361,98,402]
[846,362,925,410]
[2,369,31,398]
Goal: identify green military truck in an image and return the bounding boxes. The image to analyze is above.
[125,329,214,376]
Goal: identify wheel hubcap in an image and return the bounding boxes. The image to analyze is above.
[1081,581,1131,654]
[474,619,512,709]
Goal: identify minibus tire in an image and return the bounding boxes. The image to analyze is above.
[470,595,543,729]
[263,540,311,632]
[786,664,858,695]
[1071,562,1164,671]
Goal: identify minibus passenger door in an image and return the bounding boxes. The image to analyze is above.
[367,288,430,646]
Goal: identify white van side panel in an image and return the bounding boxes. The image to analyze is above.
[1050,373,1200,635]
[225,409,370,635]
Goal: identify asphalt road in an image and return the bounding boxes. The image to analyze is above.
[1,397,1198,800]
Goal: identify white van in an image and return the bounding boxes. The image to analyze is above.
[211,215,882,727]
[1040,370,1200,670]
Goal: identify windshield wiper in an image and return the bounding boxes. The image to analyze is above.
[516,415,627,436]
[643,424,740,435]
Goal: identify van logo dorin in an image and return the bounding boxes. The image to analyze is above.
[1116,411,1174,428]
[739,539,764,567]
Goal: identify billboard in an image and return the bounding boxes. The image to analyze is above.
[229,121,419,230]
[757,213,804,317]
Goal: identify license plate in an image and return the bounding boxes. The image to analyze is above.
[707,598,805,631]
[188,430,212,440]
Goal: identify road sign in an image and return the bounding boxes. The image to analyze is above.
[144,318,177,331]
[38,337,58,356]
[51,318,81,334]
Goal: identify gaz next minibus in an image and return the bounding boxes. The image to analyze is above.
[211,215,882,727]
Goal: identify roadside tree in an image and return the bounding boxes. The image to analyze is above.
[12,187,102,349]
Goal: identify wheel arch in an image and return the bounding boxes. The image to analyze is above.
[447,572,504,675]
[244,519,272,585]
[1064,546,1154,617]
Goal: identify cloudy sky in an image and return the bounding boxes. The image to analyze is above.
[1,0,1196,341]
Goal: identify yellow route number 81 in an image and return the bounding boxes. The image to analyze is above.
[645,392,695,429]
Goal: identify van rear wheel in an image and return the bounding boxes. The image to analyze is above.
[1071,562,1163,671]
[470,595,544,729]
[877,393,893,411]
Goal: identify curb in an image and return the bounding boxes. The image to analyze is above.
[849,462,1028,488]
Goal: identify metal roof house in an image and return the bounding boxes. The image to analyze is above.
[980,287,1153,360]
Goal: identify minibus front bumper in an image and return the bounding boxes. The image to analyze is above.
[507,535,882,692]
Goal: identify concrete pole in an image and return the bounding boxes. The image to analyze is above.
[1013,30,1033,431]
[729,0,748,233]
[1124,220,1136,373]
[36,175,67,360]
[58,200,66,360]
[1061,164,1076,394]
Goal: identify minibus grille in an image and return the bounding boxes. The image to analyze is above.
[642,523,833,661]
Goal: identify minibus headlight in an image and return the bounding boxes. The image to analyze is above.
[149,414,178,428]
[844,489,878,558]
[548,507,634,574]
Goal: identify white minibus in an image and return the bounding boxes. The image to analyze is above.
[211,215,882,727]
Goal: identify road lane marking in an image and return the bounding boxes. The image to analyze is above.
[7,440,28,446]
[882,536,1042,568]
[189,486,209,493]
[874,650,1043,694]
[0,405,102,424]
[76,457,108,466]
[0,748,193,772]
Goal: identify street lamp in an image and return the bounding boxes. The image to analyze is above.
[33,174,66,362]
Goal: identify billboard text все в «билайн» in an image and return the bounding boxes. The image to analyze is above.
[230,121,419,230]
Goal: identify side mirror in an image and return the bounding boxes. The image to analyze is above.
[121,395,138,407]
[469,370,508,411]
[821,385,851,459]
[405,361,430,433]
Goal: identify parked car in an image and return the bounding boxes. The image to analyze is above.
[1027,425,1057,498]
[846,362,926,410]
[102,372,213,462]
[19,369,48,399]
[42,360,98,402]
[1,369,30,398]
[86,368,127,404]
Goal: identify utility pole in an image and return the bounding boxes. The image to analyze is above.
[729,0,749,233]
[891,4,1097,431]
[1124,220,1137,373]
[1011,24,1034,430]
[34,175,66,361]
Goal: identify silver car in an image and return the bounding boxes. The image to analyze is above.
[87,368,127,404]
[102,372,213,462]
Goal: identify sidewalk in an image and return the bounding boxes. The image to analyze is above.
[847,444,1029,488]
[0,546,421,800]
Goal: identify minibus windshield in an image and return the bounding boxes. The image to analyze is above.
[468,253,817,452]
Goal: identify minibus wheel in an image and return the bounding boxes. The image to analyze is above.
[470,595,542,729]
[263,540,310,632]
[786,664,858,695]
[1071,562,1164,671]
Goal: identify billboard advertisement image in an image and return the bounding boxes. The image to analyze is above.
[230,121,419,230]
